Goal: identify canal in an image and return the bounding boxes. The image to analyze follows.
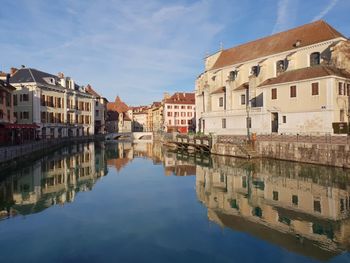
[0,141,349,262]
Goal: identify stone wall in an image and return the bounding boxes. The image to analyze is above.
[255,141,350,168]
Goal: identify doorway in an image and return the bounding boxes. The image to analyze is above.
[271,112,278,133]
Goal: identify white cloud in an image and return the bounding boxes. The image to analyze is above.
[272,0,298,34]
[312,0,339,21]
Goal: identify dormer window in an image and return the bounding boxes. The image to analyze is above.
[250,66,259,77]
[276,60,287,75]
[310,52,320,66]
[229,70,238,81]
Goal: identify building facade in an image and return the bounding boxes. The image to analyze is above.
[151,102,163,132]
[195,20,350,136]
[163,92,195,133]
[10,68,95,138]
[86,85,107,134]
[106,96,132,133]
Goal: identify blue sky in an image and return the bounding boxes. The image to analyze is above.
[0,0,349,105]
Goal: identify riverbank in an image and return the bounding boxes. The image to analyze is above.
[0,135,105,171]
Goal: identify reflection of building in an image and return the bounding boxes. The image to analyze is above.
[0,142,107,219]
[196,156,350,261]
[106,142,133,172]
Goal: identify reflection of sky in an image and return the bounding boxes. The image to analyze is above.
[0,157,348,262]
[1,0,350,105]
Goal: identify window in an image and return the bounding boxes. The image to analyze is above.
[339,82,344,95]
[222,118,226,128]
[187,112,192,117]
[41,112,46,123]
[13,95,17,106]
[96,110,99,116]
[168,120,172,125]
[219,97,224,107]
[181,119,186,124]
[14,112,17,120]
[167,105,172,109]
[273,191,279,201]
[181,112,185,117]
[241,94,246,105]
[187,120,192,125]
[22,111,29,119]
[181,105,185,109]
[229,70,238,81]
[187,106,192,109]
[167,112,172,117]
[271,88,277,100]
[340,109,345,122]
[22,94,29,102]
[174,105,179,109]
[276,60,287,75]
[250,66,259,76]
[290,85,296,98]
[175,120,179,125]
[283,116,286,123]
[310,52,320,66]
[95,101,98,106]
[174,112,179,117]
[312,83,319,95]
[347,84,350,96]
[314,200,321,213]
[292,195,298,206]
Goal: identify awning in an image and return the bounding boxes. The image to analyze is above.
[0,123,40,129]
[234,82,249,91]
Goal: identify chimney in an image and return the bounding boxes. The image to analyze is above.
[6,74,10,86]
[10,67,18,76]
[57,72,65,79]
[183,92,186,97]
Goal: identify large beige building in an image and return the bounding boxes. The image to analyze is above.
[196,20,350,136]
[10,68,95,138]
[86,85,108,134]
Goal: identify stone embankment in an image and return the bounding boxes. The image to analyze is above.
[213,135,350,169]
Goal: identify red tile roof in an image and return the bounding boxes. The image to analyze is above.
[85,84,101,97]
[259,65,350,87]
[164,92,195,105]
[107,96,129,113]
[211,20,344,70]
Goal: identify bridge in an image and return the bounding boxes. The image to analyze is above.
[105,132,153,141]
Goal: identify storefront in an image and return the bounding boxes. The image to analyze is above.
[0,123,39,145]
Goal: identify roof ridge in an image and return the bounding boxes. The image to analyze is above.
[320,20,346,39]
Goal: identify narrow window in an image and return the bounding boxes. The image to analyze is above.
[219,97,223,107]
[347,84,350,96]
[241,94,246,105]
[290,85,296,98]
[273,191,279,201]
[340,109,345,122]
[283,116,286,123]
[292,195,298,206]
[271,88,277,100]
[314,200,321,213]
[339,82,343,95]
[312,83,319,95]
[222,118,226,129]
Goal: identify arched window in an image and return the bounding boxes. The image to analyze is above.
[310,52,320,66]
[250,66,260,77]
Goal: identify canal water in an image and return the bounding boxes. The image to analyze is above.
[0,141,349,263]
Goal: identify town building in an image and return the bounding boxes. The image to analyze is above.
[85,84,108,134]
[195,20,350,136]
[163,92,195,133]
[131,106,149,132]
[9,67,95,139]
[106,96,132,133]
[151,102,163,132]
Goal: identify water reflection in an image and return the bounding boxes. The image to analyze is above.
[0,142,350,261]
[0,142,107,220]
[196,155,350,261]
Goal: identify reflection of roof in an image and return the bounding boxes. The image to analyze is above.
[107,96,129,113]
[165,165,196,176]
[235,82,249,91]
[107,157,131,171]
[212,20,344,70]
[164,92,195,105]
[259,65,350,87]
[213,210,339,261]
